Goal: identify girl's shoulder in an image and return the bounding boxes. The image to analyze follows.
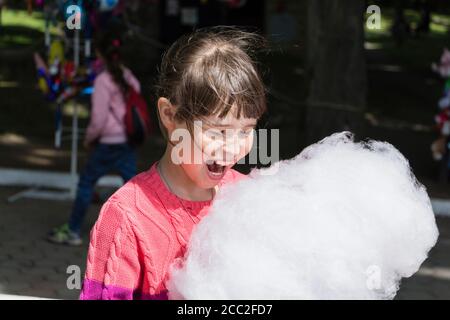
[122,67,141,91]
[94,67,139,87]
[105,165,164,217]
[122,67,137,79]
[93,70,113,89]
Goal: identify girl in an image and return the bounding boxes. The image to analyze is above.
[80,27,267,300]
[47,30,140,246]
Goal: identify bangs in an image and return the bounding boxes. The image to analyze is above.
[174,42,266,122]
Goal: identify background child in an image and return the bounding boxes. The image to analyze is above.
[47,30,141,246]
[79,27,267,300]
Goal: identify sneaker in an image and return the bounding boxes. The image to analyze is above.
[47,224,82,246]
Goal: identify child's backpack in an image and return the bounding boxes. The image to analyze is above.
[124,87,153,146]
[111,87,152,146]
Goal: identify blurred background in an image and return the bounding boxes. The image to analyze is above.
[0,0,449,299]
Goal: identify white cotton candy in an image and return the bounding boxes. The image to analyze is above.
[167,132,439,300]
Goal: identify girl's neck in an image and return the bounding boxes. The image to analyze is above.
[158,148,214,202]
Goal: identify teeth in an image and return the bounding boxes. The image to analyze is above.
[207,161,225,175]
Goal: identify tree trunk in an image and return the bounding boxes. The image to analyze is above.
[305,0,367,144]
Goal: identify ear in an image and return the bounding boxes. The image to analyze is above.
[157,97,177,133]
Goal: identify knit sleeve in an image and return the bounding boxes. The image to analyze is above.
[79,200,142,300]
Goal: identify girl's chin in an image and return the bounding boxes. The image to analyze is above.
[194,175,221,191]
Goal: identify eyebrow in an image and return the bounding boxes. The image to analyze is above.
[211,121,257,129]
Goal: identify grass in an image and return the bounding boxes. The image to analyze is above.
[365,8,450,70]
[365,8,450,38]
[362,6,450,126]
[0,33,33,47]
[0,9,62,49]
[1,9,61,34]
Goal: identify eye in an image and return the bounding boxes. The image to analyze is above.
[239,129,253,138]
[207,130,225,139]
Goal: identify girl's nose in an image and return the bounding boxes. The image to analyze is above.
[221,135,241,164]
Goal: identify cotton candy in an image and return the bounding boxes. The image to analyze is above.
[167,132,439,300]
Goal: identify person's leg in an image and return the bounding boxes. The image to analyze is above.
[67,144,112,235]
[115,143,137,183]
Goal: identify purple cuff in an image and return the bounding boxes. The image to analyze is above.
[80,279,168,300]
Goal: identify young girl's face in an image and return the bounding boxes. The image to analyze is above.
[176,105,257,189]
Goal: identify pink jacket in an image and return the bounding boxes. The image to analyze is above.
[80,162,247,300]
[85,68,141,144]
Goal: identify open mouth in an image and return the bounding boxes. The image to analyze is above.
[206,161,226,179]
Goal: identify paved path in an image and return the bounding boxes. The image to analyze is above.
[0,187,449,300]
[0,187,99,299]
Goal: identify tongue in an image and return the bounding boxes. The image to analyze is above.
[208,163,224,173]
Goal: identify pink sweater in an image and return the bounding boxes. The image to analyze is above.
[80,162,246,300]
[85,68,140,145]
